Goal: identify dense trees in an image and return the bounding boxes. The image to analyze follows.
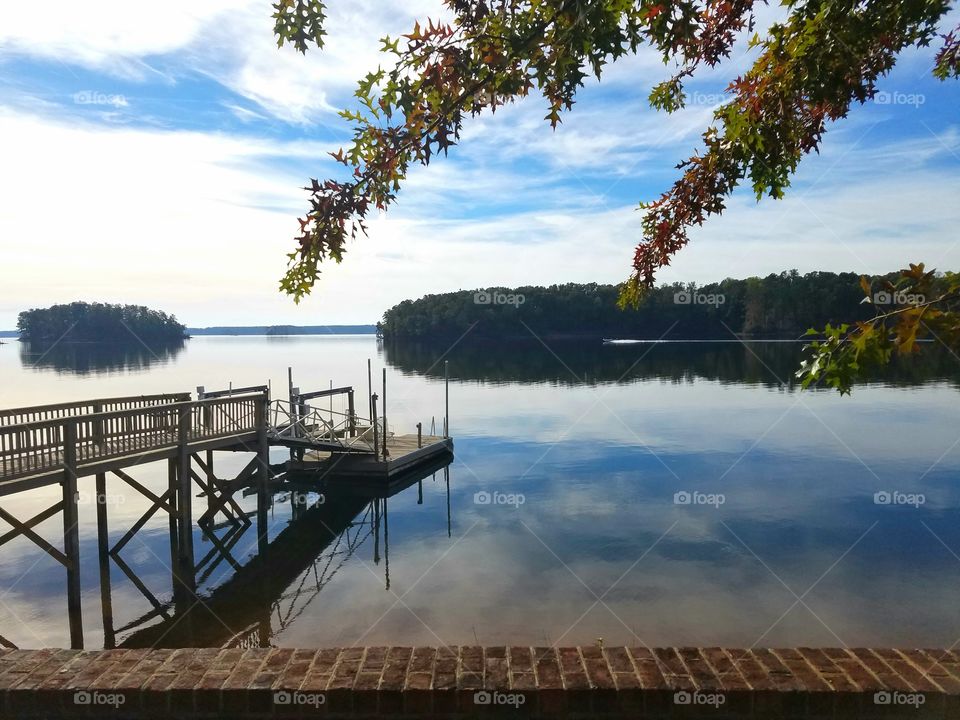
[17,302,186,344]
[380,270,947,341]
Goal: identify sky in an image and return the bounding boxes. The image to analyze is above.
[0,1,958,328]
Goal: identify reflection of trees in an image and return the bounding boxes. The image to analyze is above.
[18,340,186,375]
[384,339,960,390]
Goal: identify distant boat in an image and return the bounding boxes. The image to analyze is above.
[602,338,644,345]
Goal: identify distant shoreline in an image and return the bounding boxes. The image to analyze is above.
[0,325,379,339]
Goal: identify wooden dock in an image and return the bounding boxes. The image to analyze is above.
[0,367,453,649]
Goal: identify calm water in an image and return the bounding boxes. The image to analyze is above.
[1,335,959,650]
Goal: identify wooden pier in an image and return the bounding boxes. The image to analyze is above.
[0,366,453,649]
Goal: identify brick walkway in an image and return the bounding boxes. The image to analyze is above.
[1,646,958,718]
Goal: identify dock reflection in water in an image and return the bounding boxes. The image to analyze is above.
[8,456,453,651]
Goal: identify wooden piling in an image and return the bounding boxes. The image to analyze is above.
[167,459,180,600]
[347,389,356,438]
[176,408,195,594]
[95,472,115,649]
[371,394,380,462]
[382,368,388,458]
[255,396,270,555]
[62,420,83,649]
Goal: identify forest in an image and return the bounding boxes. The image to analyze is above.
[17,302,187,344]
[379,270,943,340]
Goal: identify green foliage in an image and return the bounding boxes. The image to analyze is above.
[272,0,327,54]
[16,302,186,345]
[798,265,960,394]
[380,270,878,340]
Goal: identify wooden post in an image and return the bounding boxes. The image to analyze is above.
[382,368,388,458]
[176,406,195,595]
[444,360,450,438]
[62,420,83,649]
[197,387,215,515]
[167,458,180,601]
[296,392,307,463]
[347,390,356,438]
[95,472,115,649]
[417,422,422,448]
[255,396,270,555]
[367,359,373,422]
[93,401,105,453]
[371,394,380,462]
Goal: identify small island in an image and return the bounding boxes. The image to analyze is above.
[17,302,187,344]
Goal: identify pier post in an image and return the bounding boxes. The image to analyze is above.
[93,401,105,453]
[95,472,115,648]
[197,387,215,515]
[417,422,422,448]
[62,420,83,649]
[382,368,388,458]
[167,459,181,601]
[255,396,270,555]
[444,360,449,438]
[176,407,195,595]
[367,359,373,422]
[347,389,356,438]
[371,394,380,462]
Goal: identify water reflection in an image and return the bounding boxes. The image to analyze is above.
[18,339,186,375]
[384,338,960,389]
[2,336,959,650]
[70,459,454,650]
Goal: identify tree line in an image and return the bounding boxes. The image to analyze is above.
[17,302,186,344]
[379,270,951,340]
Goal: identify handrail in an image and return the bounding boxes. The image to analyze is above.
[0,394,264,435]
[0,394,268,483]
[0,393,192,426]
[198,386,269,400]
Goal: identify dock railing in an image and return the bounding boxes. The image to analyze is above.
[0,393,191,428]
[0,393,267,485]
[269,395,380,452]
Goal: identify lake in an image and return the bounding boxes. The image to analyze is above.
[1,335,959,650]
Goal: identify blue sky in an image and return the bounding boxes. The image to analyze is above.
[0,1,957,327]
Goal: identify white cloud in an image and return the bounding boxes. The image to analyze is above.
[0,0,448,123]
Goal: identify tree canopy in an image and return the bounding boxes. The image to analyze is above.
[17,302,186,345]
[379,269,952,341]
[271,0,959,392]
